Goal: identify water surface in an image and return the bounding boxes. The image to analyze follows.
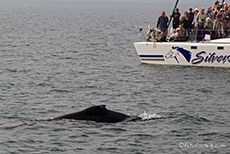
[0,1,229,153]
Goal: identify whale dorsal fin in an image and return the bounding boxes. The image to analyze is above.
[99,105,106,110]
[83,105,107,114]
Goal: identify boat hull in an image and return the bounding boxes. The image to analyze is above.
[134,42,230,68]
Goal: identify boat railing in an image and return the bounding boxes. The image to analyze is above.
[145,27,230,43]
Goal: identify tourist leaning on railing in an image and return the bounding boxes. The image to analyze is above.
[204,18,213,33]
[203,18,214,39]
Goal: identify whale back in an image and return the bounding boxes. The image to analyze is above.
[53,105,130,123]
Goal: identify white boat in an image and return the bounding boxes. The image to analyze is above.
[134,38,230,68]
[134,0,230,68]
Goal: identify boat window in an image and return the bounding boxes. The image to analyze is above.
[217,47,224,50]
[191,46,197,49]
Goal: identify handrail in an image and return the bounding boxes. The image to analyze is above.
[146,28,229,42]
[167,0,180,28]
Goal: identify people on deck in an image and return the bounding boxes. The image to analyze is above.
[157,11,169,34]
[212,0,221,11]
[147,28,154,41]
[204,18,213,34]
[227,5,230,16]
[196,8,206,29]
[206,7,214,22]
[174,25,189,41]
[192,8,199,28]
[224,4,228,14]
[171,8,181,29]
[203,17,214,39]
[157,31,167,42]
[195,8,206,40]
[180,11,188,23]
[224,16,230,37]
[216,8,226,38]
[151,1,230,42]
[169,29,177,41]
[181,16,192,36]
[188,8,194,23]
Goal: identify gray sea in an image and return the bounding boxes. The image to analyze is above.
[0,0,230,153]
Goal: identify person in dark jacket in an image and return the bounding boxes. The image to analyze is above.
[181,16,192,35]
[171,8,181,29]
[157,11,169,34]
[188,8,194,23]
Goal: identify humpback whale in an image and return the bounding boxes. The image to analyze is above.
[51,105,141,123]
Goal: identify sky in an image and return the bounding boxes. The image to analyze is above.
[0,0,218,6]
[0,0,221,12]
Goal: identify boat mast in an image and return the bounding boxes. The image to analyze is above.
[167,0,180,28]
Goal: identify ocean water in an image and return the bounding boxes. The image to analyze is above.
[0,1,230,153]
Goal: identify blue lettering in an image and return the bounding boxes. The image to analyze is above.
[204,53,212,62]
[191,51,230,65]
[217,56,223,63]
[222,55,228,63]
[209,53,216,63]
[192,51,206,64]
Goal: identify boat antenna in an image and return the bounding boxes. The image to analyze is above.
[167,0,180,28]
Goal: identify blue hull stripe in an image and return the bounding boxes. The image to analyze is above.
[139,55,164,58]
[141,59,165,61]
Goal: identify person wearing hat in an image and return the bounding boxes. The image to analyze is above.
[181,16,192,36]
[192,8,199,27]
[188,8,194,23]
[170,8,181,29]
[204,18,213,34]
[216,8,226,38]
[199,17,214,40]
